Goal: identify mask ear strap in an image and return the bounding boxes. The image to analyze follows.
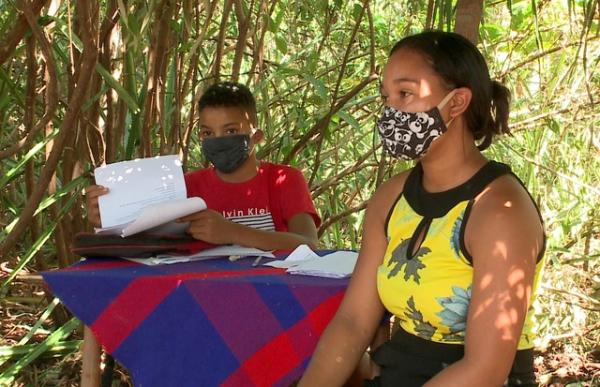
[437,89,457,110]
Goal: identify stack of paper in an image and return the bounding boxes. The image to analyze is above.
[95,197,206,237]
[286,251,358,278]
[264,245,358,278]
[94,155,206,237]
[124,245,275,266]
[264,244,320,269]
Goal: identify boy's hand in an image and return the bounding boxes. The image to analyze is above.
[85,185,109,228]
[179,209,237,245]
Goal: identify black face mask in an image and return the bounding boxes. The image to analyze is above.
[201,134,251,173]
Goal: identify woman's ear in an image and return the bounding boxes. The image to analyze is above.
[448,87,472,118]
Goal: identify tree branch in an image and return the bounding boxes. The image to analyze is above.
[0,0,58,160]
[282,73,379,164]
[0,0,48,66]
[454,0,484,44]
[1,0,98,259]
[231,0,254,82]
[212,0,234,83]
[497,35,600,79]
[141,0,176,157]
[331,0,367,102]
[318,200,369,238]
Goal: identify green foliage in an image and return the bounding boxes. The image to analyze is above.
[0,318,80,385]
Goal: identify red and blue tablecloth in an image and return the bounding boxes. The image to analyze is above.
[42,252,348,386]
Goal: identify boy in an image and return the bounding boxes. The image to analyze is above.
[86,81,320,251]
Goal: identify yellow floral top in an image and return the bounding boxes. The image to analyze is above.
[377,161,545,350]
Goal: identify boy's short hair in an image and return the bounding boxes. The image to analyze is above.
[198,82,257,126]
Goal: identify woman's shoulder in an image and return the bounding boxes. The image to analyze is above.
[367,168,413,216]
[474,173,540,218]
[468,172,544,255]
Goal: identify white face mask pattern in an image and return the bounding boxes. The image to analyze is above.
[376,90,456,160]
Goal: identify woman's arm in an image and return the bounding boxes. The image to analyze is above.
[425,176,544,386]
[298,174,408,386]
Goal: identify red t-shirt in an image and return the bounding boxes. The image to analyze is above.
[184,162,321,232]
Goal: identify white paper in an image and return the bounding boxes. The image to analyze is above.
[124,245,275,266]
[263,244,320,268]
[287,251,358,278]
[263,245,358,278]
[94,155,206,237]
[126,197,205,237]
[94,155,187,228]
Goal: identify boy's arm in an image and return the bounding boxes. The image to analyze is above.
[180,210,318,251]
[232,212,318,250]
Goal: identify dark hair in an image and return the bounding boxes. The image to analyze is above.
[198,81,257,125]
[390,31,510,150]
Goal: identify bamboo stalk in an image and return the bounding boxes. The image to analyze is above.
[102,1,120,163]
[454,0,484,44]
[0,0,99,260]
[22,35,47,271]
[0,1,59,160]
[231,0,254,82]
[212,0,234,83]
[0,0,47,67]
[248,0,274,84]
[141,0,176,157]
[331,0,367,103]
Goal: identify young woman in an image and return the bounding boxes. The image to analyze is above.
[299,31,545,387]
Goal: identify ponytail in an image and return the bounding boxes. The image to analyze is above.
[478,80,511,150]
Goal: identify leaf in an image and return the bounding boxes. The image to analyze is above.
[452,286,471,300]
[0,318,80,384]
[275,34,288,55]
[3,175,87,236]
[0,298,61,368]
[2,192,79,288]
[96,63,140,113]
[482,23,504,40]
[301,74,328,103]
[0,129,59,188]
[269,9,285,33]
[442,302,468,317]
[336,110,361,132]
[0,67,25,108]
[352,3,364,21]
[0,340,81,360]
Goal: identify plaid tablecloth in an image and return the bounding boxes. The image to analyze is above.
[42,253,348,387]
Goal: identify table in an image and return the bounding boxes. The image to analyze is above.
[42,254,348,387]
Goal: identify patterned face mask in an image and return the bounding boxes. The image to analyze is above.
[376,90,456,160]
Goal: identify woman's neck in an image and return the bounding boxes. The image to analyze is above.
[420,122,488,193]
